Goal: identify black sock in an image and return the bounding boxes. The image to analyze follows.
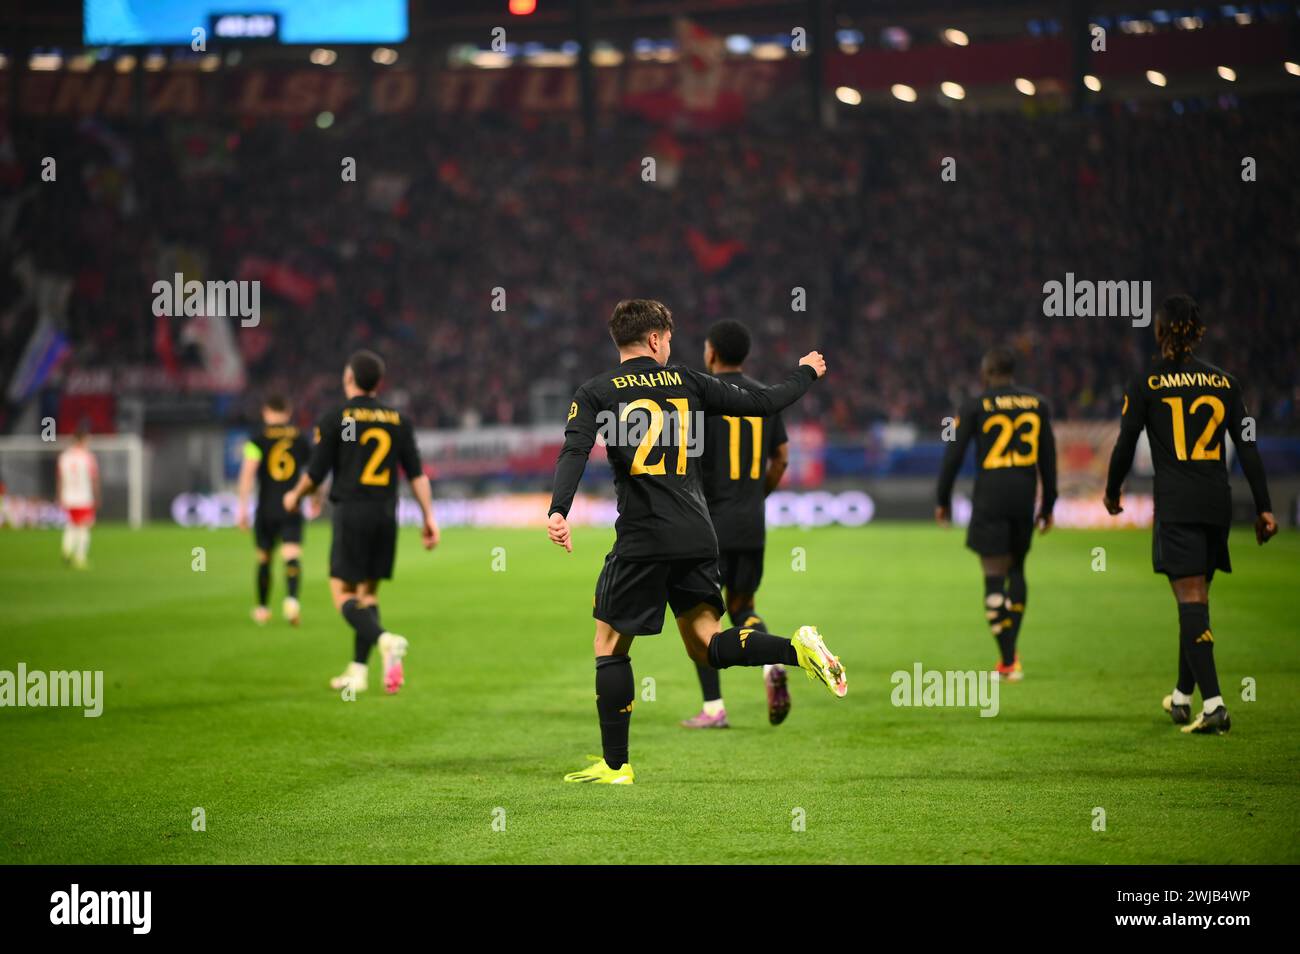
[256,563,270,606]
[595,655,634,769]
[1004,568,1027,660]
[695,663,722,703]
[728,607,768,632]
[343,598,383,665]
[984,574,1013,665]
[1178,601,1220,701]
[285,558,301,599]
[1176,640,1195,696]
[708,625,798,669]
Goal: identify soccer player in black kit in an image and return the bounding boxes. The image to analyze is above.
[681,320,794,729]
[236,395,313,627]
[282,351,441,696]
[1105,295,1277,735]
[936,347,1058,681]
[547,300,846,784]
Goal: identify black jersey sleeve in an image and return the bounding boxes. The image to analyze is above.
[936,398,977,510]
[548,385,600,518]
[1105,375,1147,500]
[770,411,789,455]
[1227,379,1273,515]
[397,419,423,481]
[1037,401,1059,516]
[307,411,340,487]
[691,364,816,416]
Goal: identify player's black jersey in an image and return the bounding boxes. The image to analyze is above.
[307,395,423,505]
[247,424,310,518]
[549,356,818,561]
[1106,356,1271,526]
[701,372,789,550]
[936,384,1058,518]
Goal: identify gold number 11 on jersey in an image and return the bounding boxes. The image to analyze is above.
[722,416,763,480]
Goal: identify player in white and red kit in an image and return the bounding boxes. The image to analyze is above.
[57,424,100,569]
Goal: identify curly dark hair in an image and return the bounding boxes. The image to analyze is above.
[1156,294,1205,362]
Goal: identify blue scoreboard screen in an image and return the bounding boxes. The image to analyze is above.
[84,1,409,46]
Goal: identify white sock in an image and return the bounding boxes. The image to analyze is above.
[1203,695,1224,713]
[61,526,74,558]
[76,527,91,562]
[702,698,725,716]
[1172,689,1193,706]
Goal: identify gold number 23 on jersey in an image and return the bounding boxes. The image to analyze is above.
[982,412,1040,469]
[621,398,690,476]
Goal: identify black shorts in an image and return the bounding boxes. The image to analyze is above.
[330,501,398,584]
[1153,520,1231,582]
[254,510,303,551]
[593,554,726,637]
[966,510,1034,559]
[718,547,764,597]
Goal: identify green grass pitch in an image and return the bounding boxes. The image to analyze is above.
[2,522,1297,864]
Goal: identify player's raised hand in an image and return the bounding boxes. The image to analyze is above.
[1103,493,1123,516]
[799,351,827,378]
[934,505,951,528]
[548,512,572,552]
[1255,511,1278,545]
[422,515,440,551]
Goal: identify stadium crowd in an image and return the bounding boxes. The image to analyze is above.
[4,91,1298,434]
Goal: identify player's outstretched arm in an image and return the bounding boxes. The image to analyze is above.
[1228,385,1276,544]
[236,451,258,530]
[282,473,316,513]
[1104,380,1145,515]
[696,351,825,417]
[547,387,598,552]
[409,474,440,550]
[935,400,975,525]
[1037,405,1058,533]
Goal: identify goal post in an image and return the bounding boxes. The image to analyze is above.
[0,434,146,528]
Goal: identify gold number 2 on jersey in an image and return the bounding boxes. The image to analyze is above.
[359,427,393,485]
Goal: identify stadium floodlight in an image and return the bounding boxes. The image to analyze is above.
[1015,78,1036,96]
[942,28,969,47]
[372,48,398,65]
[1146,70,1167,87]
[835,86,862,106]
[941,81,966,100]
[891,83,918,102]
[1217,66,1236,81]
[1084,74,1102,91]
[310,48,337,66]
[0,434,146,529]
[1286,61,1300,77]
